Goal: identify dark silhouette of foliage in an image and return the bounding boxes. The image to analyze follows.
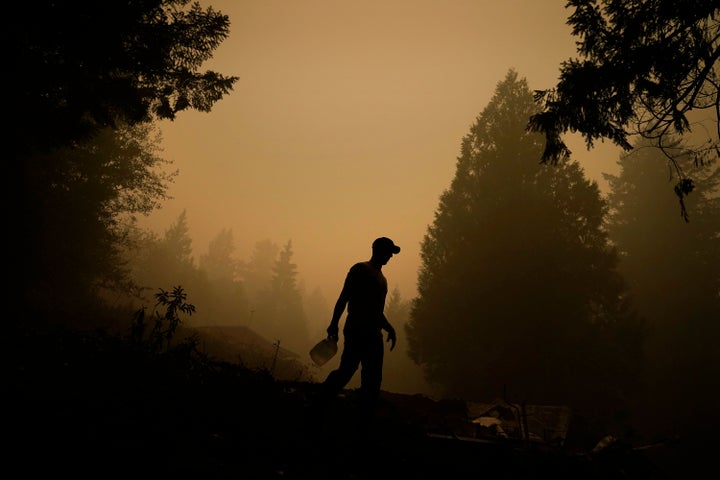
[24,125,174,317]
[19,1,237,317]
[407,70,644,424]
[10,311,677,479]
[130,285,197,353]
[123,213,250,331]
[11,0,238,158]
[528,1,719,220]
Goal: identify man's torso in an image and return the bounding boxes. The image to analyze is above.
[344,261,387,333]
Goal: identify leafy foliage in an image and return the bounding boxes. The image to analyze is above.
[19,1,237,317]
[528,0,719,220]
[24,125,175,316]
[129,285,197,353]
[11,0,238,157]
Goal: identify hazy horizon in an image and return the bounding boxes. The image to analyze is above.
[137,0,623,308]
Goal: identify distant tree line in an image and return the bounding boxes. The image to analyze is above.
[119,217,432,393]
[119,212,312,357]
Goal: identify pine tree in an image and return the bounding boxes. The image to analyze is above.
[199,228,238,283]
[269,241,310,354]
[129,210,199,304]
[197,228,249,327]
[407,70,643,422]
[239,239,280,307]
[605,139,720,436]
[161,210,195,272]
[245,240,310,355]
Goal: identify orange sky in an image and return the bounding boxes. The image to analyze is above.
[139,0,622,305]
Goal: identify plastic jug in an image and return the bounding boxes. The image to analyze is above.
[309,337,338,366]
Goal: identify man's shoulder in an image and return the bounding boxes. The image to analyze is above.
[348,261,368,272]
[348,261,374,276]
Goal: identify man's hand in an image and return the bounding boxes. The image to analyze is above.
[327,324,339,341]
[386,327,396,351]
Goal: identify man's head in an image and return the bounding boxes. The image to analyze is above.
[373,237,400,256]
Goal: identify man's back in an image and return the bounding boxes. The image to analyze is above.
[344,261,388,333]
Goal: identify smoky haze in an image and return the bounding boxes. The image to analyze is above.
[137,0,622,309]
[15,2,719,474]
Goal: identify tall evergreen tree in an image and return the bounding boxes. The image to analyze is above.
[407,70,643,423]
[242,240,309,354]
[267,240,310,355]
[161,210,195,272]
[129,210,198,302]
[605,139,720,437]
[199,228,239,283]
[239,239,280,312]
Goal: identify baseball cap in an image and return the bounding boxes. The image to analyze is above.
[372,237,401,254]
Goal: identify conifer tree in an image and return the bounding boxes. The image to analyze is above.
[247,240,310,355]
[197,228,249,327]
[605,139,720,436]
[130,210,198,303]
[407,70,643,422]
[200,228,239,283]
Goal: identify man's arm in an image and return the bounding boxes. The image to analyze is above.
[380,313,396,351]
[326,285,349,341]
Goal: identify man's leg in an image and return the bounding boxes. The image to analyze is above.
[358,332,384,422]
[323,336,361,396]
[307,337,362,436]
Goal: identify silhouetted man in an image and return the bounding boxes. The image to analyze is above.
[321,237,399,421]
